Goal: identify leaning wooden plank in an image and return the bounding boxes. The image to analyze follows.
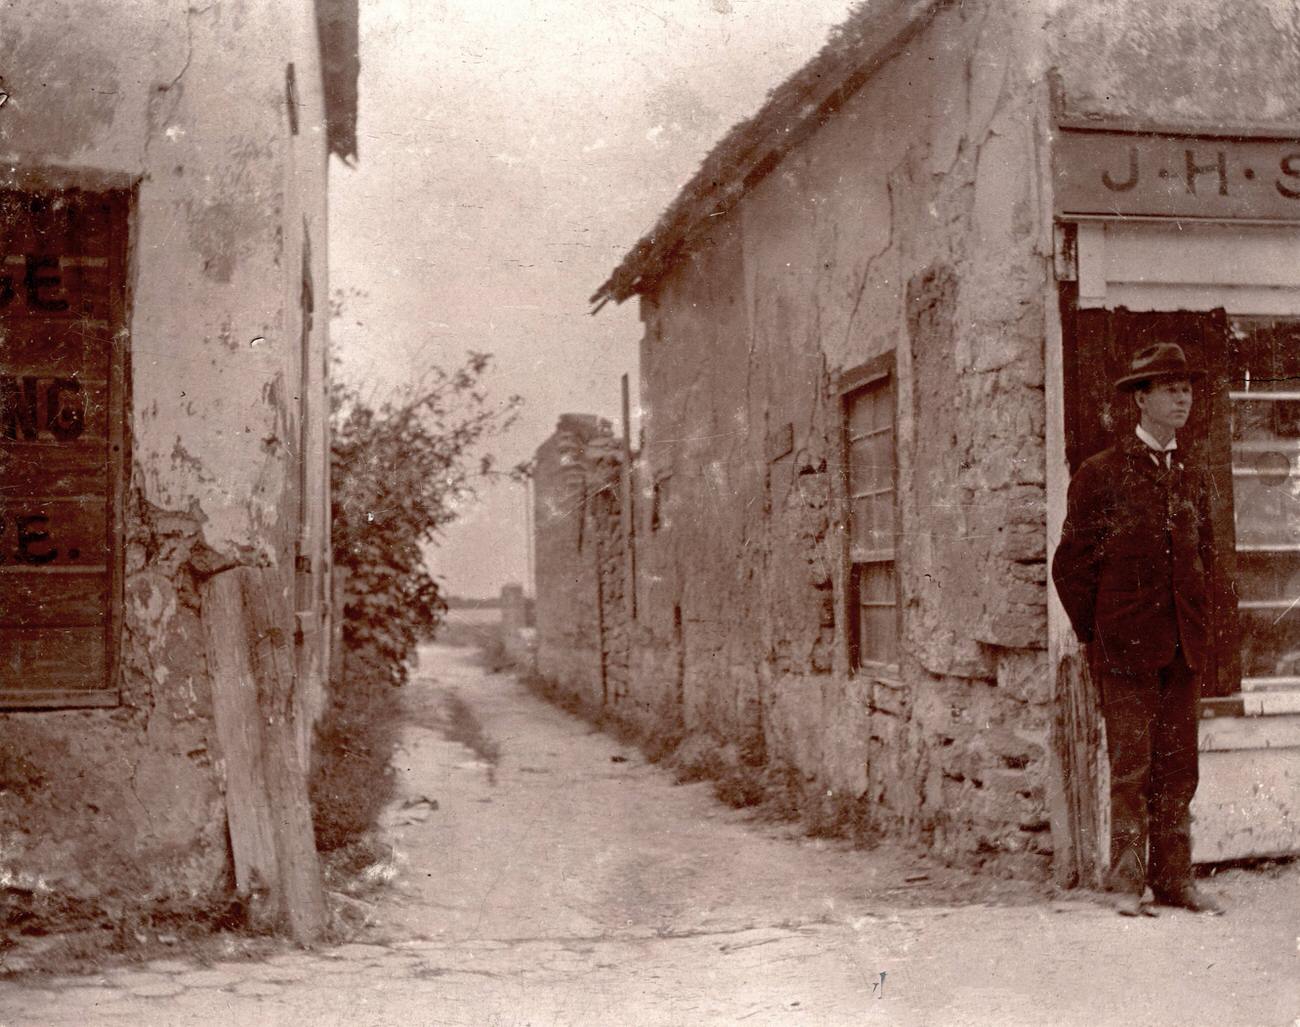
[1051,649,1104,889]
[242,565,327,945]
[200,570,279,904]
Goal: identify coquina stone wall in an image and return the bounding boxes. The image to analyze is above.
[536,0,1058,876]
[536,0,1300,878]
[623,0,1056,875]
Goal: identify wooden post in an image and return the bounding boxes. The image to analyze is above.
[1052,649,1104,887]
[621,373,636,624]
[620,374,637,705]
[202,565,327,944]
[202,572,280,901]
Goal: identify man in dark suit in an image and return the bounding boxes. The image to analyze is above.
[1052,342,1224,916]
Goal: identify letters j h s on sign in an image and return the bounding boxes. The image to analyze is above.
[1055,126,1300,221]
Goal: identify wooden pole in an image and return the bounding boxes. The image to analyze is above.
[244,566,328,943]
[621,373,636,624]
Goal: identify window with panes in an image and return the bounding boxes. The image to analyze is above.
[1228,318,1300,691]
[842,358,898,670]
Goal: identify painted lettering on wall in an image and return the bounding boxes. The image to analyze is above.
[1056,128,1300,221]
[0,376,85,441]
[0,513,62,564]
[0,255,70,311]
[1095,145,1298,199]
[0,368,89,565]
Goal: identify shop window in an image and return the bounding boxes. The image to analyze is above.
[842,355,898,671]
[0,188,130,708]
[1227,318,1300,686]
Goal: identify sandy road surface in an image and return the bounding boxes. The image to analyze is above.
[3,643,1297,1026]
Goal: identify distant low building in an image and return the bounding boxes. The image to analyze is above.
[536,0,1300,882]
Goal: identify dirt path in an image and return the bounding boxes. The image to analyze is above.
[3,643,1296,1026]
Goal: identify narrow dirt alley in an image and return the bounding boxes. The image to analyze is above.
[3,643,1297,1026]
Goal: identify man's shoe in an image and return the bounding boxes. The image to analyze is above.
[1113,892,1157,917]
[1153,885,1224,915]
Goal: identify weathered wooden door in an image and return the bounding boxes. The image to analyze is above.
[0,189,129,707]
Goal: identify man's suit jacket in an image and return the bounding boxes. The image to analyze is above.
[1052,432,1214,674]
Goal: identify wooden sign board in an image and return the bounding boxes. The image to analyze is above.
[1056,126,1300,222]
[0,190,128,707]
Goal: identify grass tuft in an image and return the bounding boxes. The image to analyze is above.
[309,651,402,855]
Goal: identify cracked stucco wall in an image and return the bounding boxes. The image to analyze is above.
[0,0,331,911]
[1047,0,1300,125]
[622,0,1056,873]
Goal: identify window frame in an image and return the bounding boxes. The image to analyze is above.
[839,353,900,676]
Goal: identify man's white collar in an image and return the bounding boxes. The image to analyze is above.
[1136,424,1177,454]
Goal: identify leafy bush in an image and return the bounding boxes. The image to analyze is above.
[329,351,520,687]
[312,351,519,853]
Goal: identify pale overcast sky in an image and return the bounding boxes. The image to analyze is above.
[330,0,859,598]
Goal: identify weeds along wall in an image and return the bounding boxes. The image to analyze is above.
[0,1,332,916]
[537,0,1060,876]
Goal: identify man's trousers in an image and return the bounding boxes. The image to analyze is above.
[1092,648,1200,897]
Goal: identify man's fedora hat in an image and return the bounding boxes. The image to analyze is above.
[1114,343,1206,392]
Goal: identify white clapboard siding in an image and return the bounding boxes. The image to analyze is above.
[1200,713,1300,752]
[1242,689,1300,716]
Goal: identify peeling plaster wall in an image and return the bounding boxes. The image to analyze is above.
[0,1,331,910]
[624,0,1058,873]
[1046,0,1300,126]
